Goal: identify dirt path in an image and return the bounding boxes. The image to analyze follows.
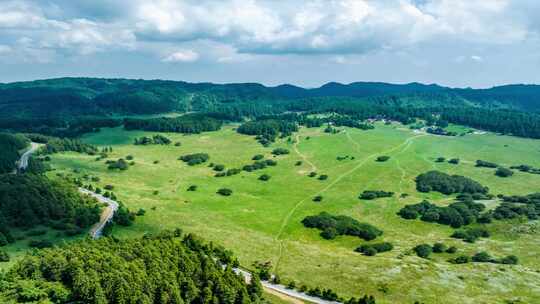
[273,134,426,271]
[293,134,317,173]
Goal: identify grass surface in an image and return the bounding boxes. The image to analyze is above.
[14,123,540,303]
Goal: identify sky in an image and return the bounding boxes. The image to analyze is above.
[0,0,539,88]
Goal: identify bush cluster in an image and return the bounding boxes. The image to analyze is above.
[302,212,383,241]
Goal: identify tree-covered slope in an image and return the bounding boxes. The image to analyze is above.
[0,133,28,174]
[0,231,260,304]
[2,78,540,119]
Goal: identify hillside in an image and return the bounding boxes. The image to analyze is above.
[1,78,540,119]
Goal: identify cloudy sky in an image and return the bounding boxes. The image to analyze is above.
[0,0,539,88]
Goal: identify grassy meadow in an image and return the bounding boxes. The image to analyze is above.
[28,122,540,303]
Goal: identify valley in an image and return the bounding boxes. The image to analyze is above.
[30,122,540,304]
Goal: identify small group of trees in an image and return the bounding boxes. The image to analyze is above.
[302,212,383,241]
[215,168,242,177]
[475,159,499,168]
[237,119,298,146]
[415,170,489,195]
[272,148,290,155]
[426,127,457,136]
[242,159,277,172]
[413,243,457,259]
[258,174,271,181]
[397,198,487,228]
[355,242,393,256]
[510,164,540,175]
[106,158,129,170]
[179,153,210,165]
[436,157,460,164]
[359,190,394,200]
[449,251,518,265]
[134,134,171,145]
[451,227,490,243]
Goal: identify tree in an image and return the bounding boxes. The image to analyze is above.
[376,156,390,162]
[258,174,271,181]
[432,243,447,253]
[413,244,432,259]
[0,249,9,262]
[472,251,493,263]
[217,188,233,196]
[495,167,513,177]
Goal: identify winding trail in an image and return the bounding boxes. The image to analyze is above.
[293,133,317,173]
[274,134,426,271]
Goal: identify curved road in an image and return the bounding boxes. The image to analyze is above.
[233,268,340,304]
[78,188,119,239]
[17,142,41,172]
[16,142,118,239]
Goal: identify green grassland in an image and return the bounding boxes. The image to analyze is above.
[37,123,540,303]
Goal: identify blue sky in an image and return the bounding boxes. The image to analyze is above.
[1,0,539,88]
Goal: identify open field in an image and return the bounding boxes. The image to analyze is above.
[42,123,540,303]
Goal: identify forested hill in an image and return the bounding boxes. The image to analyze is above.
[0,231,261,304]
[2,78,540,118]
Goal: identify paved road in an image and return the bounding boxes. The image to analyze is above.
[79,188,119,239]
[233,268,340,304]
[17,142,41,172]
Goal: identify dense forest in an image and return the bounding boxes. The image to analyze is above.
[0,174,101,242]
[0,133,28,174]
[2,78,540,139]
[124,114,223,134]
[0,231,262,304]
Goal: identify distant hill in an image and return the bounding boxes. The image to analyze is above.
[1,77,540,118]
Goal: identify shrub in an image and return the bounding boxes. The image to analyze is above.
[432,243,448,253]
[0,250,9,262]
[318,174,328,181]
[450,255,470,264]
[252,154,264,160]
[413,244,432,258]
[446,246,458,254]
[259,174,271,181]
[187,185,197,191]
[495,167,513,177]
[108,159,129,170]
[136,209,146,216]
[217,188,233,196]
[355,242,394,256]
[448,158,460,164]
[476,160,498,168]
[500,255,519,265]
[104,184,114,190]
[213,164,225,172]
[312,195,323,202]
[179,153,210,166]
[359,190,394,200]
[226,168,241,176]
[451,228,490,243]
[376,156,390,162]
[272,148,290,155]
[29,240,53,249]
[126,155,134,160]
[295,161,303,166]
[308,172,317,177]
[436,157,446,163]
[472,251,493,263]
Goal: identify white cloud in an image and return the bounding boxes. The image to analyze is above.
[162,50,199,62]
[0,45,12,54]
